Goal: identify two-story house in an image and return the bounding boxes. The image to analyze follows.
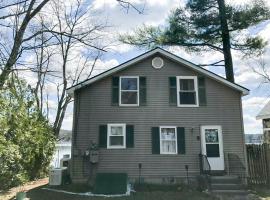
[67,48,249,184]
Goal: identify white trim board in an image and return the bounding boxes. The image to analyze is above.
[67,47,249,96]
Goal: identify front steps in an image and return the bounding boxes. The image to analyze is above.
[210,176,248,199]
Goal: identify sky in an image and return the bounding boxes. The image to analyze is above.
[55,0,270,134]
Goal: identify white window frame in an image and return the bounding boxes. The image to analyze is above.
[107,124,126,149]
[177,76,199,107]
[159,126,178,155]
[119,76,139,106]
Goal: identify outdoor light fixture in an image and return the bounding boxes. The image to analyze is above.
[185,165,189,184]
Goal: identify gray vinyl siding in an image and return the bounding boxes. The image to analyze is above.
[71,53,246,182]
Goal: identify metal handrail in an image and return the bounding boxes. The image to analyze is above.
[199,154,211,175]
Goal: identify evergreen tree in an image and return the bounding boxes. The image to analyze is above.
[120,0,270,82]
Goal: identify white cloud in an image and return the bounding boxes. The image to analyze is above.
[242,96,269,134]
[243,97,268,111]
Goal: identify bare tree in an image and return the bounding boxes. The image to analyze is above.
[116,0,146,14]
[252,57,270,85]
[26,0,108,137]
[0,0,51,89]
[32,22,54,117]
[0,0,143,136]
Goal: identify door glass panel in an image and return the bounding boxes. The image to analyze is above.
[205,129,219,143]
[206,144,220,157]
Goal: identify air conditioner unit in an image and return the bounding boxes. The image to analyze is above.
[49,168,64,186]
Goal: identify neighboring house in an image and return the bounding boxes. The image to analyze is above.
[51,130,72,168]
[256,100,270,143]
[245,134,263,144]
[67,48,249,184]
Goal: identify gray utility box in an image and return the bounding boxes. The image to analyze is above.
[90,150,99,163]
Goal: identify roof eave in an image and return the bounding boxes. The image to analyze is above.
[256,114,270,120]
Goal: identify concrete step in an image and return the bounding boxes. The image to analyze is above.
[211,176,241,184]
[213,194,249,200]
[211,183,244,190]
[212,189,248,195]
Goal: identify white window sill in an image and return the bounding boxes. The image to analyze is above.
[177,104,199,107]
[107,146,126,149]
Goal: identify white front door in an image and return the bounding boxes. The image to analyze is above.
[201,125,224,171]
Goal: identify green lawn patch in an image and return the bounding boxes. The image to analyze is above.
[134,183,182,192]
[47,183,92,193]
[27,188,218,200]
[94,173,128,194]
[248,184,270,197]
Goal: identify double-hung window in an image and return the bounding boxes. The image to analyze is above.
[160,126,177,154]
[120,76,139,106]
[107,124,126,149]
[177,76,198,107]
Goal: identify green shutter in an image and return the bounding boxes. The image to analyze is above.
[126,125,134,148]
[198,76,207,106]
[112,77,119,105]
[151,127,160,154]
[139,77,147,106]
[169,77,177,106]
[99,125,107,148]
[177,127,185,154]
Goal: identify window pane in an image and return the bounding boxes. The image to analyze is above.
[264,130,270,143]
[161,141,176,153]
[121,91,137,104]
[111,126,123,136]
[161,128,176,140]
[263,119,270,128]
[110,136,123,146]
[206,144,220,157]
[121,78,137,90]
[180,92,196,104]
[180,79,194,91]
[205,129,219,143]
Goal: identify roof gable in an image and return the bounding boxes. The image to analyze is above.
[67,47,249,96]
[256,100,270,120]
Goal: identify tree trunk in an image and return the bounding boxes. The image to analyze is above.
[217,0,235,83]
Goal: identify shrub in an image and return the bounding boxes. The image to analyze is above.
[0,78,56,190]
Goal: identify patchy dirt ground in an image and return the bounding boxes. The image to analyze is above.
[0,178,48,200]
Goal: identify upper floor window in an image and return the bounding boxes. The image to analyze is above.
[120,76,139,106]
[160,126,177,154]
[177,76,198,107]
[107,124,126,149]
